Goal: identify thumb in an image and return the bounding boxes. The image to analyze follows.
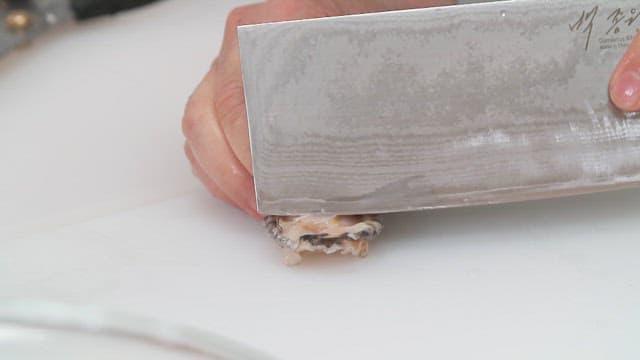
[610,33,640,112]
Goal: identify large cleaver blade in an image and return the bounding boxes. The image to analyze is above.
[239,0,640,215]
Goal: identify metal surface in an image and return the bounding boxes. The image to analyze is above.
[239,0,640,215]
[0,0,73,57]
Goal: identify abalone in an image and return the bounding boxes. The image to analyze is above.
[265,215,383,265]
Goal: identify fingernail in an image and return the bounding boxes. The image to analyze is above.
[612,69,640,109]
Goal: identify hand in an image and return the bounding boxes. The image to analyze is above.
[182,0,455,219]
[610,33,640,112]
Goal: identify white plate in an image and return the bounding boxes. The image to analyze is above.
[0,301,274,360]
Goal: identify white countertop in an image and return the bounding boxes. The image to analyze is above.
[1,1,639,359]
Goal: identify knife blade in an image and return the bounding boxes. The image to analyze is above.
[239,0,640,215]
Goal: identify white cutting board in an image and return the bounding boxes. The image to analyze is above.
[1,1,639,359]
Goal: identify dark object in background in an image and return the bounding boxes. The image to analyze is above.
[1,0,162,57]
[70,0,159,20]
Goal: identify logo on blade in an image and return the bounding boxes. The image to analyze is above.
[570,6,640,51]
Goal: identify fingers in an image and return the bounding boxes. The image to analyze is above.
[213,1,332,174]
[213,3,269,174]
[182,1,327,219]
[387,0,457,9]
[184,142,235,207]
[183,73,261,220]
[335,0,455,14]
[610,32,640,112]
[211,58,254,175]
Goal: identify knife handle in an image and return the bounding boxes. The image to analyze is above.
[70,0,160,20]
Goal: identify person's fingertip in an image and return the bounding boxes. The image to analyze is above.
[219,111,254,175]
[186,143,241,209]
[611,68,640,111]
[240,187,261,219]
[238,199,262,221]
[248,209,264,221]
[248,203,264,220]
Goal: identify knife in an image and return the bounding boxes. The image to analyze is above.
[0,0,160,57]
[239,0,640,215]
